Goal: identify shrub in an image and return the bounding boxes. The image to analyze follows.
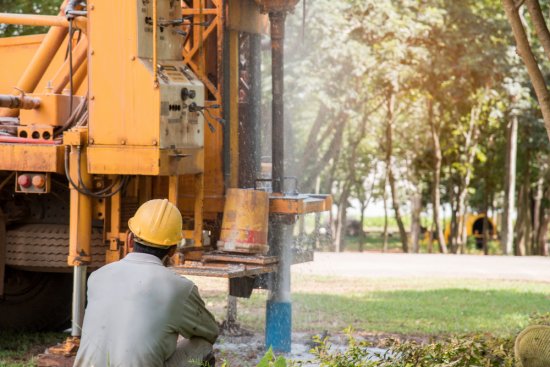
[252,313,550,366]
[301,331,514,367]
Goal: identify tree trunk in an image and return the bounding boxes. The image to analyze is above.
[314,176,321,250]
[515,175,531,256]
[326,148,341,251]
[428,222,434,253]
[482,198,490,256]
[503,0,550,141]
[537,198,550,256]
[532,175,544,255]
[389,170,409,253]
[302,111,346,191]
[449,177,459,254]
[359,201,366,253]
[482,135,495,256]
[385,89,408,253]
[454,104,482,254]
[334,184,350,253]
[410,189,422,253]
[502,113,518,255]
[382,179,389,252]
[428,98,448,253]
[535,185,550,256]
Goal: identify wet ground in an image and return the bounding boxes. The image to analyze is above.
[215,331,387,366]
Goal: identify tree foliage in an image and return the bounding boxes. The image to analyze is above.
[280,0,549,254]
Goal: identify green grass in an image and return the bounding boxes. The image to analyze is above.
[217,276,550,337]
[4,276,550,365]
[362,216,413,229]
[290,289,549,335]
[342,233,403,252]
[0,331,65,367]
[341,234,503,254]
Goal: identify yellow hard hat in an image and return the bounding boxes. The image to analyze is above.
[128,199,183,248]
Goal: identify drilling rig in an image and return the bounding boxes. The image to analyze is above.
[0,0,330,354]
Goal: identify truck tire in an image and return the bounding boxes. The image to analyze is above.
[0,267,72,331]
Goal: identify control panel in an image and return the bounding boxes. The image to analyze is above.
[137,0,185,60]
[137,0,204,150]
[156,62,204,149]
[87,0,206,175]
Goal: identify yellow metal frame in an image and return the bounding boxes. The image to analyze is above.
[0,0,332,273]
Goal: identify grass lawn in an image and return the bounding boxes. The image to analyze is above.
[342,233,403,252]
[339,234,502,254]
[0,332,65,367]
[195,275,550,337]
[2,275,549,366]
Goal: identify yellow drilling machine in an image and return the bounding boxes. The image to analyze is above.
[0,0,330,356]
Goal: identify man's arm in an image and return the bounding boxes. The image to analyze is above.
[177,285,219,344]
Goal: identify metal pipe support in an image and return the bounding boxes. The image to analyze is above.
[0,94,41,109]
[265,218,293,353]
[0,13,70,27]
[71,265,87,337]
[0,13,87,30]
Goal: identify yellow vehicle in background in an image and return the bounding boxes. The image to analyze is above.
[444,214,497,249]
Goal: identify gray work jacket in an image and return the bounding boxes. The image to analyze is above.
[74,252,219,367]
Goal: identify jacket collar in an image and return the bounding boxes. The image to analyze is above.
[123,252,164,266]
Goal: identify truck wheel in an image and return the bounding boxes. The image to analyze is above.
[0,267,72,331]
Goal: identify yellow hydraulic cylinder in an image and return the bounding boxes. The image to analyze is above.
[217,188,269,254]
[65,130,92,266]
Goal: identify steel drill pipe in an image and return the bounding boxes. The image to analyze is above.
[270,11,286,194]
[0,94,40,109]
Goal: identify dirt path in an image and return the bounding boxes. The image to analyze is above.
[293,252,550,282]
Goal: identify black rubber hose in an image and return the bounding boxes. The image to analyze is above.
[64,146,128,199]
[65,0,87,19]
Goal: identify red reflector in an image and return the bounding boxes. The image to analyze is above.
[18,174,32,188]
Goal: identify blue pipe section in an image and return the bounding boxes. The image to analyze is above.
[266,300,292,353]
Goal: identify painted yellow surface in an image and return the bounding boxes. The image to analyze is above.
[0,0,330,269]
[444,214,497,242]
[0,34,86,97]
[0,144,64,172]
[219,188,270,254]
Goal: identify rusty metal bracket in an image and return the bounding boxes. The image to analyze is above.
[255,176,298,195]
[171,261,277,278]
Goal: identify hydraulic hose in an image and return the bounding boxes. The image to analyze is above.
[64,145,128,199]
[65,0,87,18]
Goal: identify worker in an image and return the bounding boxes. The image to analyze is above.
[74,199,219,367]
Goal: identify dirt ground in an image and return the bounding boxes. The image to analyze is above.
[214,331,388,366]
[292,252,550,281]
